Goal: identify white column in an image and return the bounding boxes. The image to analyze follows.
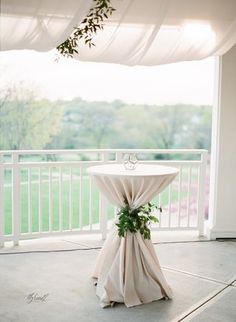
[207,45,236,239]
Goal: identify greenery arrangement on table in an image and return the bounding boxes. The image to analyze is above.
[57,0,116,58]
[116,200,162,240]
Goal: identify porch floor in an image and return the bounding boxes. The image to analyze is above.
[0,232,235,322]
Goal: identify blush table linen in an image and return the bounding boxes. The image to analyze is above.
[87,164,179,308]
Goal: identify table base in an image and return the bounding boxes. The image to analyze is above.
[93,222,172,308]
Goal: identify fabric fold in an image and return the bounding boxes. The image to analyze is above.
[93,224,172,307]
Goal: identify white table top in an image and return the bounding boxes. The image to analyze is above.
[87,163,179,178]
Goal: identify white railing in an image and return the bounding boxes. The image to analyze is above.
[0,149,208,247]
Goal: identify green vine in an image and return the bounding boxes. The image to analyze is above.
[116,200,162,240]
[57,0,116,58]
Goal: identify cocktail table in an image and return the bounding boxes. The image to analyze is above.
[87,163,179,308]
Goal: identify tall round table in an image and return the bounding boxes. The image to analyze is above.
[87,163,179,308]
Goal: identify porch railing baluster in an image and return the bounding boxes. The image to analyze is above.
[186,167,192,227]
[177,166,182,228]
[197,151,208,235]
[168,184,172,227]
[69,167,72,231]
[38,167,42,233]
[0,154,4,247]
[49,167,53,232]
[28,168,32,234]
[59,167,62,232]
[89,175,92,230]
[79,166,83,230]
[12,153,20,246]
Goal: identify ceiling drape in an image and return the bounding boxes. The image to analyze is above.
[1,0,236,66]
[0,0,93,51]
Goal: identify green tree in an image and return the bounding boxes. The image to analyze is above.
[147,105,190,149]
[47,99,212,153]
[111,104,153,148]
[50,99,116,149]
[185,105,212,150]
[0,84,63,150]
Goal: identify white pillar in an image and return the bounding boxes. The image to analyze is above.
[207,45,236,239]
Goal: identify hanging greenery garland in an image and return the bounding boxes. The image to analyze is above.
[57,0,116,58]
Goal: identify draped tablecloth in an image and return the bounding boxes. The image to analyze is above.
[87,164,179,308]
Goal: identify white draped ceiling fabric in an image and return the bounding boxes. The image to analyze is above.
[1,0,236,66]
[0,0,93,51]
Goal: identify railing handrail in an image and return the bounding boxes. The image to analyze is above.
[1,160,204,168]
[0,148,208,155]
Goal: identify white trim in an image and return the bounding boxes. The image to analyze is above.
[206,225,236,239]
[208,49,236,239]
[208,56,222,236]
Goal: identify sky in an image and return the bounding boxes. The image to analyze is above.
[0,49,215,105]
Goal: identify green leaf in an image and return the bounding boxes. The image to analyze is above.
[116,199,160,240]
[57,0,115,58]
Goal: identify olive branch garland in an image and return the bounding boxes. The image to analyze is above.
[57,0,116,58]
[116,200,162,240]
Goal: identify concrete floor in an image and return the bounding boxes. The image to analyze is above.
[0,233,235,322]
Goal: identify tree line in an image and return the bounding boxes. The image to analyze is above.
[48,98,212,152]
[0,85,212,152]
